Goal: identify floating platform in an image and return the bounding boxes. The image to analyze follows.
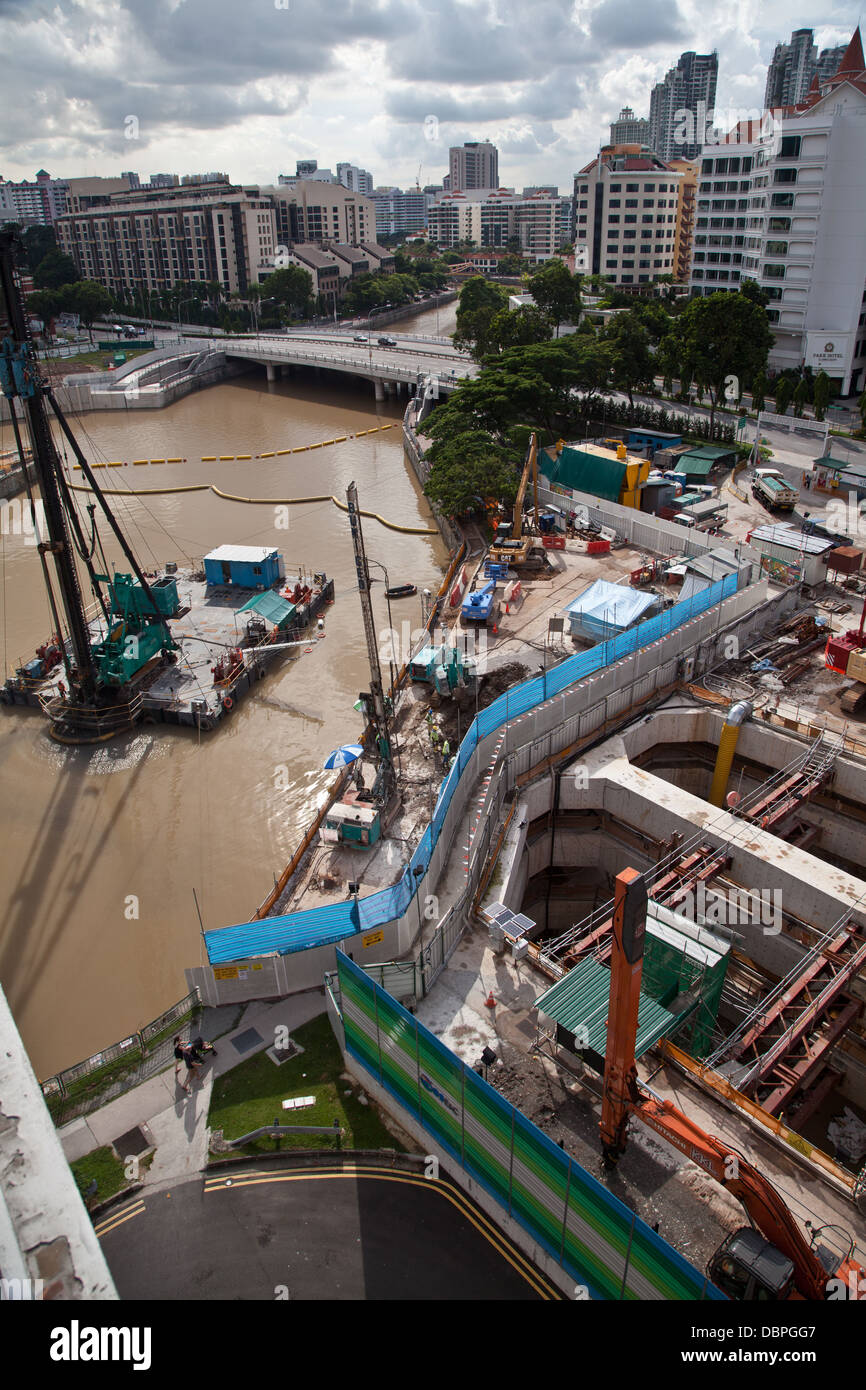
[1,566,335,737]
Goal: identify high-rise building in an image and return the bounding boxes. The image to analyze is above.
[337,163,374,195]
[149,174,180,188]
[610,107,650,146]
[648,52,718,162]
[279,160,336,185]
[691,30,866,396]
[0,170,69,225]
[371,187,427,236]
[448,141,499,192]
[764,29,849,109]
[573,146,682,286]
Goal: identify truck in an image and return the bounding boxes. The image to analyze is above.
[752,468,798,511]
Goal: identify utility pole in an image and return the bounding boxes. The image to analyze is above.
[346,482,394,800]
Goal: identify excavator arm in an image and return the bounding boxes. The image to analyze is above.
[635,1096,846,1300]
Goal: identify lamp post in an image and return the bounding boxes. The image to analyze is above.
[366,557,397,693]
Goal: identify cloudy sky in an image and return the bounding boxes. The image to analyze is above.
[0,0,860,192]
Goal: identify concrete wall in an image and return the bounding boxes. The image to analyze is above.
[0,986,117,1300]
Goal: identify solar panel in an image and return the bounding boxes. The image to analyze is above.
[510,913,535,934]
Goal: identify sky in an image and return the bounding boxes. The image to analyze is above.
[0,0,860,193]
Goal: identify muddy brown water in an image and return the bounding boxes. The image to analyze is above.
[0,307,455,1075]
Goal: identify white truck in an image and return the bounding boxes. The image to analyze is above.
[752,468,798,511]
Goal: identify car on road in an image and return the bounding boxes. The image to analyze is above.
[353,334,368,343]
[377,335,397,347]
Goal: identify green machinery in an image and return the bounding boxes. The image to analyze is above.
[408,644,476,696]
[90,572,179,686]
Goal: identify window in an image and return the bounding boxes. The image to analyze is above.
[771,193,794,208]
[621,274,633,283]
[774,168,797,184]
[608,214,620,223]
[609,182,621,192]
[767,308,780,323]
[643,198,655,208]
[625,214,637,223]
[702,159,713,175]
[622,259,634,268]
[626,183,639,192]
[605,259,618,268]
[765,240,788,256]
[638,275,649,283]
[625,199,638,208]
[608,198,621,207]
[779,135,801,159]
[624,229,636,238]
[765,285,783,300]
[764,263,785,278]
[639,259,650,268]
[607,229,620,238]
[642,214,653,223]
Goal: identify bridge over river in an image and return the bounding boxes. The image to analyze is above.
[103,328,477,407]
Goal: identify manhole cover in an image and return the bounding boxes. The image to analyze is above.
[113,1125,151,1158]
[231,1027,264,1054]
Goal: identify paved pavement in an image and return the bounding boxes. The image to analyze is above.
[96,1160,558,1300]
[59,990,326,1190]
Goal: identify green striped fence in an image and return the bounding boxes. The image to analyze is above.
[337,950,722,1301]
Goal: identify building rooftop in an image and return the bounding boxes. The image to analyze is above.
[204,544,280,563]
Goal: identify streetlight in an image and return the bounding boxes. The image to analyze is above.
[366,557,397,692]
[176,295,199,337]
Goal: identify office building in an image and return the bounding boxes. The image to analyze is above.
[448,141,499,192]
[371,187,427,236]
[648,51,718,162]
[428,188,559,260]
[573,147,682,285]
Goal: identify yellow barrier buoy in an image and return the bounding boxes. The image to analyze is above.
[236,454,252,460]
[201,456,217,462]
[259,452,275,459]
[151,459,166,465]
[133,460,148,466]
[219,456,234,462]
[167,457,183,463]
[277,449,292,456]
[107,461,124,468]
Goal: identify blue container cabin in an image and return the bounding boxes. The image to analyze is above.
[203,545,285,590]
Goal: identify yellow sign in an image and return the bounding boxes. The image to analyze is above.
[363,930,384,948]
[213,966,238,981]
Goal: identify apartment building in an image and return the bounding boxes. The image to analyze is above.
[690,30,866,395]
[55,184,277,297]
[573,147,682,286]
[337,163,374,195]
[689,130,757,295]
[667,157,700,282]
[428,188,559,260]
[0,170,69,225]
[371,187,428,236]
[282,244,341,309]
[648,51,719,162]
[264,181,375,249]
[448,142,499,192]
[764,28,847,109]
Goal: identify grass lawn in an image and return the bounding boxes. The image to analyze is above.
[70,1146,155,1205]
[208,1014,401,1157]
[46,347,151,371]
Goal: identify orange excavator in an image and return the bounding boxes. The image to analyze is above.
[600,868,865,1301]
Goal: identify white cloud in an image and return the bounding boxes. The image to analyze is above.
[0,0,861,192]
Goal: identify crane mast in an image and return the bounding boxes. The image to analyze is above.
[346,482,394,799]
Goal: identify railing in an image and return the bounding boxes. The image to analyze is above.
[41,989,202,1127]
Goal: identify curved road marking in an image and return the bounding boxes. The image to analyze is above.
[202,1166,561,1299]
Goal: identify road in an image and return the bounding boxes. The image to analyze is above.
[96,1159,561,1301]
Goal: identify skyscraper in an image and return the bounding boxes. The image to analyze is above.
[648,52,718,162]
[764,29,850,109]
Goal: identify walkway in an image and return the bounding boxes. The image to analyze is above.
[58,991,326,1190]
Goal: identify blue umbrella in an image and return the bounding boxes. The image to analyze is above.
[323,744,364,770]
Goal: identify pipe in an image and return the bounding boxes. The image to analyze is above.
[709,699,753,807]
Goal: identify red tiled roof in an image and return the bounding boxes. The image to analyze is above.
[833,26,864,78]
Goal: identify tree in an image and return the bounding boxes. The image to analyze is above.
[424,431,517,516]
[34,249,80,290]
[62,280,112,342]
[487,305,553,352]
[670,289,773,433]
[22,224,57,272]
[812,370,830,422]
[792,378,810,417]
[25,288,62,330]
[259,265,314,318]
[739,277,770,309]
[526,259,581,337]
[750,371,766,414]
[656,333,680,396]
[454,277,509,358]
[773,376,793,416]
[601,311,654,407]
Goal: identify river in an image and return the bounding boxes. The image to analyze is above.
[0,300,457,1076]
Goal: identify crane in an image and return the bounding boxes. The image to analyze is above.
[489,432,539,568]
[599,867,865,1301]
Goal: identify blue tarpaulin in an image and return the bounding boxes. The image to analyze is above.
[562,578,660,641]
[204,571,740,964]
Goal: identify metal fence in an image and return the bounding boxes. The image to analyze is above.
[337,950,721,1301]
[41,989,201,1127]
